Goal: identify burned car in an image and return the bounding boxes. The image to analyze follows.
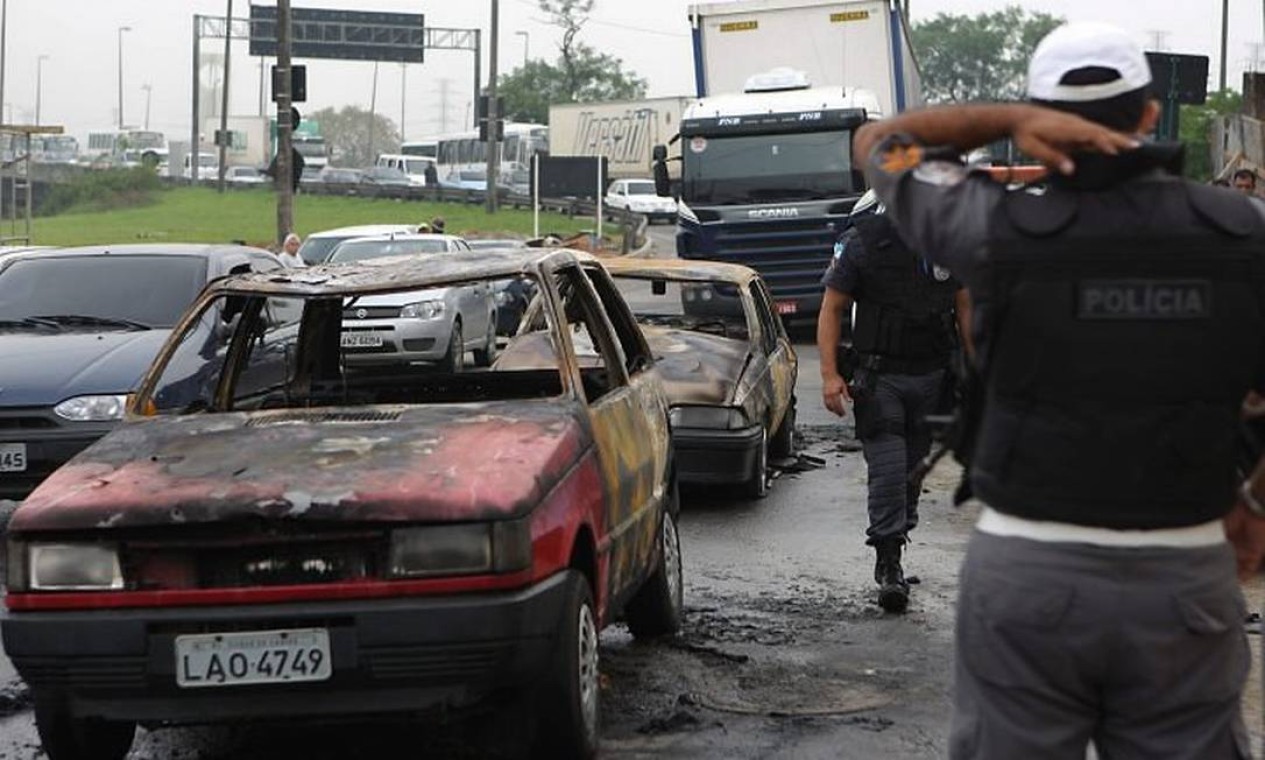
[604,259,797,497]
[1,249,682,760]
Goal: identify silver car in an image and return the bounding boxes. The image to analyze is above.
[328,234,498,370]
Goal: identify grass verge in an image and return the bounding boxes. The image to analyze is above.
[30,187,595,249]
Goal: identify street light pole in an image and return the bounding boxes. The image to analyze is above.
[142,84,152,130]
[400,63,406,143]
[0,0,8,127]
[1220,0,1230,91]
[516,31,529,67]
[35,55,48,125]
[485,0,500,214]
[117,26,132,129]
[217,0,233,193]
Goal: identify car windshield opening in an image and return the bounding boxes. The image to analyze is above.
[626,181,656,196]
[612,276,748,341]
[328,240,449,264]
[0,255,206,328]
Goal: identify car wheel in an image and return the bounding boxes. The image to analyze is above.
[533,571,600,760]
[438,320,464,373]
[473,317,498,367]
[34,695,135,760]
[625,480,684,639]
[744,427,770,499]
[770,396,797,460]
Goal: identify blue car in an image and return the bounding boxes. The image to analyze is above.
[0,244,283,500]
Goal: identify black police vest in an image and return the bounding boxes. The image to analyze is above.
[849,213,958,369]
[971,176,1265,529]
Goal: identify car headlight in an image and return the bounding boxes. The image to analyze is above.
[53,394,128,421]
[17,542,124,591]
[669,406,748,430]
[399,300,445,320]
[389,520,530,578]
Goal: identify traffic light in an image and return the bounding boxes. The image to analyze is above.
[271,65,308,103]
[477,95,504,142]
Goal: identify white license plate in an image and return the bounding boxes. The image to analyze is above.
[340,332,384,348]
[175,628,332,688]
[0,443,26,472]
[775,301,798,315]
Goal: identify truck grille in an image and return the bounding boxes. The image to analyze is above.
[695,216,841,299]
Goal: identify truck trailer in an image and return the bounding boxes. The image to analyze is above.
[661,0,920,322]
[548,97,689,185]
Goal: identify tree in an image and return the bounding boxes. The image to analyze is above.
[306,106,399,168]
[911,7,1063,103]
[1179,89,1242,181]
[498,0,647,124]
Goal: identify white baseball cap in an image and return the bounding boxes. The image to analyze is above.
[1027,22,1151,103]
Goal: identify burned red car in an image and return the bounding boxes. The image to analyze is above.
[1,248,682,760]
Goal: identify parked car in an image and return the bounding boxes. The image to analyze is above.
[0,245,283,500]
[376,153,435,186]
[361,165,413,190]
[224,165,268,185]
[1,248,680,760]
[466,238,529,251]
[603,258,797,497]
[318,167,364,192]
[296,224,424,265]
[464,240,537,335]
[605,179,678,224]
[327,234,495,370]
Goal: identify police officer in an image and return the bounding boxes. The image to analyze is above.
[853,22,1265,758]
[817,190,969,613]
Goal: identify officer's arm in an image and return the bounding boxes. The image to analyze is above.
[954,288,975,360]
[854,103,1139,178]
[1227,458,1265,580]
[817,286,853,417]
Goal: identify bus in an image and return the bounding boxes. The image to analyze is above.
[433,123,548,195]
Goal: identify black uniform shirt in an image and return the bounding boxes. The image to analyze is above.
[820,217,961,298]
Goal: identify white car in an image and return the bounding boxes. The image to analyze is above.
[224,166,268,185]
[296,224,425,265]
[326,234,499,370]
[606,179,678,223]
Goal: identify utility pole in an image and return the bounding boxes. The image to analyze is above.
[0,0,7,127]
[276,0,294,245]
[399,63,406,143]
[142,84,152,130]
[217,0,233,193]
[485,0,500,214]
[118,26,132,129]
[191,16,201,183]
[1221,0,1230,91]
[35,55,47,125]
[368,60,380,163]
[516,31,529,67]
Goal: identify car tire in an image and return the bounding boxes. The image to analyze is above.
[770,396,797,460]
[533,571,600,760]
[625,480,684,639]
[744,427,770,499]
[473,317,498,367]
[34,695,135,760]
[438,320,464,373]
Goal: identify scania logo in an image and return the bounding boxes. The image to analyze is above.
[748,207,800,219]
[355,308,368,319]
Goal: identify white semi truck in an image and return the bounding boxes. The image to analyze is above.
[548,97,690,184]
[658,0,921,321]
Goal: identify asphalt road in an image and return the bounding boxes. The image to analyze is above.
[1,227,1261,758]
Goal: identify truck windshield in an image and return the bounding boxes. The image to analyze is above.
[682,130,857,205]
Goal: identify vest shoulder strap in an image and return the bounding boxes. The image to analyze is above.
[1186,182,1261,238]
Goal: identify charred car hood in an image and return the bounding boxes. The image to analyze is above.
[13,399,589,532]
[0,330,172,407]
[643,326,750,406]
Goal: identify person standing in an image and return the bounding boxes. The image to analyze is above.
[854,22,1265,758]
[279,233,306,268]
[817,190,969,613]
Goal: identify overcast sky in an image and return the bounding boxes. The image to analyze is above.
[6,0,1261,144]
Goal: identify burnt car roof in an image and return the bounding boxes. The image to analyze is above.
[206,247,596,296]
[602,257,759,285]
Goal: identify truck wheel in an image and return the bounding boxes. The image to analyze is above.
[625,482,684,639]
[770,396,797,460]
[34,696,135,760]
[438,320,464,373]
[533,571,600,760]
[744,428,770,499]
[473,318,498,367]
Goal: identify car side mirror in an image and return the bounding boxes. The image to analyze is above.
[652,279,667,296]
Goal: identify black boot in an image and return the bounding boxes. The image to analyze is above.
[874,539,909,613]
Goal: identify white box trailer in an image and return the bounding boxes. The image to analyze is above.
[548,97,691,182]
[201,115,270,168]
[689,0,922,115]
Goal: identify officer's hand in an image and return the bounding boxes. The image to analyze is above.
[1012,105,1140,176]
[1244,391,1265,419]
[1225,501,1265,581]
[822,373,851,417]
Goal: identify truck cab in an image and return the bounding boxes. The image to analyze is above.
[661,79,880,322]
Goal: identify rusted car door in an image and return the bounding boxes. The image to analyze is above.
[747,280,796,432]
[553,264,669,605]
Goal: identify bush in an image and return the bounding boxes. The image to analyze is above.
[38,167,165,216]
